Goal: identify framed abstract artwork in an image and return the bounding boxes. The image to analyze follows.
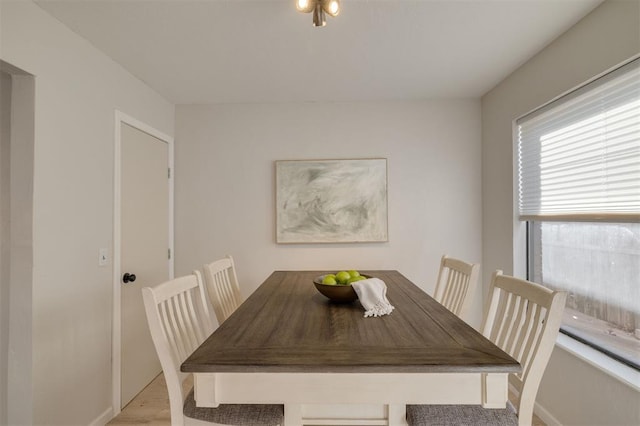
[276,158,388,243]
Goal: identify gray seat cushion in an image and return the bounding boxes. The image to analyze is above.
[406,404,518,426]
[183,388,284,426]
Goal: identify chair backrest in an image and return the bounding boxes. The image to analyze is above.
[202,255,243,324]
[482,271,567,426]
[433,255,480,320]
[142,272,213,426]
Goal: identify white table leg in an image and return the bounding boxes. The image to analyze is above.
[193,373,219,408]
[482,373,508,408]
[388,404,407,426]
[284,404,302,426]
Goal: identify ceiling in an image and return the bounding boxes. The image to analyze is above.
[35,0,603,104]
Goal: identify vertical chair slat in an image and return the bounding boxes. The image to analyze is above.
[504,294,524,352]
[176,291,195,352]
[185,288,205,344]
[449,271,463,314]
[491,290,510,344]
[505,296,527,356]
[184,288,202,350]
[215,271,231,319]
[454,271,464,311]
[169,296,189,361]
[513,298,535,367]
[159,301,175,358]
[182,289,198,346]
[219,271,234,318]
[442,271,454,308]
[186,289,202,351]
[521,304,544,380]
[214,272,227,315]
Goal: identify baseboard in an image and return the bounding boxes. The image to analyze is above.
[89,407,114,426]
[509,383,562,426]
[534,400,561,426]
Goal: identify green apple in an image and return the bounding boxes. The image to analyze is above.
[322,275,337,285]
[347,276,366,284]
[335,271,351,285]
[347,270,360,279]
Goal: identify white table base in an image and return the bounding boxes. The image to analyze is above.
[192,372,509,426]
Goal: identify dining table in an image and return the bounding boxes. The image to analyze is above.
[181,270,521,426]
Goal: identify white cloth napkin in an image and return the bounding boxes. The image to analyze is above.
[351,278,395,318]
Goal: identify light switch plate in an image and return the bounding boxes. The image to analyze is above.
[99,248,109,266]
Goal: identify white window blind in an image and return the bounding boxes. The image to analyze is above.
[517,58,640,221]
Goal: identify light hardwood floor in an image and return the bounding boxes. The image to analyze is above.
[108,374,546,425]
[108,374,175,425]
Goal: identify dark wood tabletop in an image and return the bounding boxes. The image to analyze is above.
[181,270,520,374]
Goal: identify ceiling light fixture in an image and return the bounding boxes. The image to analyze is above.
[296,0,340,27]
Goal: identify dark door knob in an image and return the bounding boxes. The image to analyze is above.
[123,273,137,284]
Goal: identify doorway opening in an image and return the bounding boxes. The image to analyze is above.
[0,60,35,426]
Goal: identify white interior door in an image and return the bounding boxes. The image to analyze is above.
[120,122,169,408]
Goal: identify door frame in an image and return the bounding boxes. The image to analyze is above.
[112,111,174,414]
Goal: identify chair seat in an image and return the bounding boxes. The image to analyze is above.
[183,388,284,426]
[406,403,518,426]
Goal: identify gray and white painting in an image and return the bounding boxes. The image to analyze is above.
[276,159,388,243]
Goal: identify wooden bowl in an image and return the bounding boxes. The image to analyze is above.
[313,274,370,303]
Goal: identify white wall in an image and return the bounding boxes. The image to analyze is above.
[482,0,640,424]
[0,2,175,425]
[175,100,483,326]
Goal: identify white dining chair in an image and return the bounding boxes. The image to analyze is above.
[407,270,567,426]
[142,273,284,426]
[202,255,243,324]
[432,255,480,321]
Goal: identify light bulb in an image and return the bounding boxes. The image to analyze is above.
[296,0,314,13]
[326,0,340,16]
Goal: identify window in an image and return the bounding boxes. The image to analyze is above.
[517,58,640,370]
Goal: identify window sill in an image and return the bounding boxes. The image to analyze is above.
[556,333,640,392]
